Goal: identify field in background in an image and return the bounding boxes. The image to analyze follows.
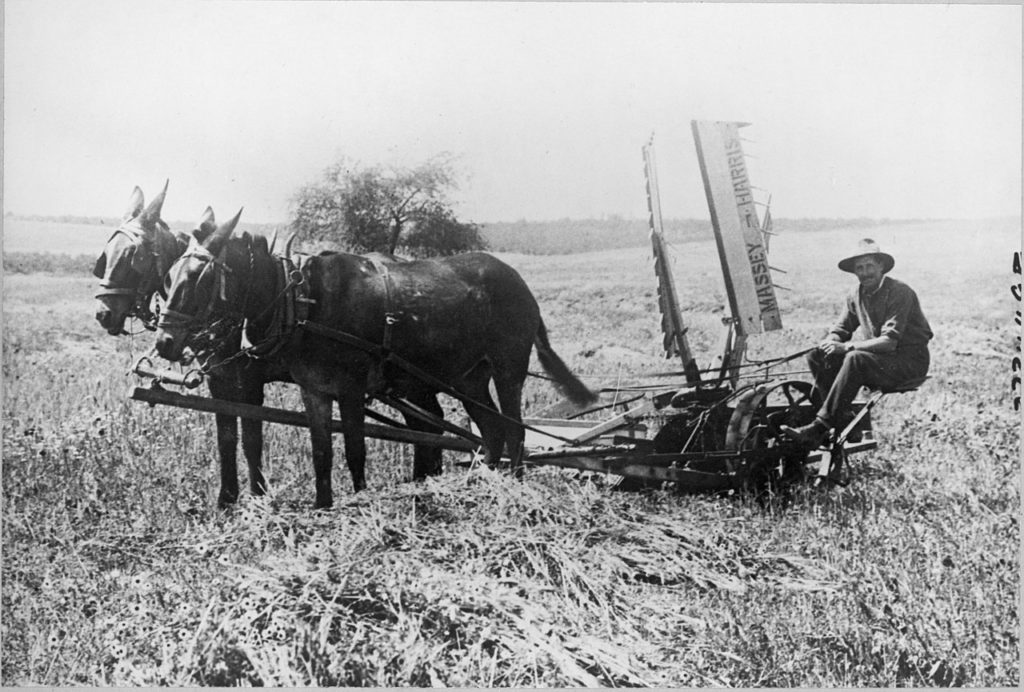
[2,216,284,259]
[1,218,1020,685]
[2,214,963,266]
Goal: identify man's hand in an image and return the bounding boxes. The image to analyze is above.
[818,339,852,356]
[818,335,897,356]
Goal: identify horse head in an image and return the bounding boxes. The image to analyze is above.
[156,207,246,362]
[93,181,182,335]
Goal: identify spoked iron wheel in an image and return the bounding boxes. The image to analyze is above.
[725,380,816,497]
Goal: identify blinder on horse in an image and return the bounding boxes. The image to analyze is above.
[159,235,315,364]
[94,181,177,335]
[158,242,238,331]
[94,222,164,328]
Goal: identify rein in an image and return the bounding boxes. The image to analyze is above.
[297,320,590,447]
[161,248,597,448]
[157,242,243,331]
[242,254,314,360]
[160,237,315,372]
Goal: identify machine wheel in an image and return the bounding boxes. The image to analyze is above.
[725,380,816,496]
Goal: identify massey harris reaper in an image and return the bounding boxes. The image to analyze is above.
[102,121,919,506]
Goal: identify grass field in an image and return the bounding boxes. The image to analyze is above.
[2,218,1020,686]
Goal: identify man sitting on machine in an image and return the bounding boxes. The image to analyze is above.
[781,239,933,448]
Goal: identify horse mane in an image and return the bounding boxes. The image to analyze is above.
[239,231,270,257]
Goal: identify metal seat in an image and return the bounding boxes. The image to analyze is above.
[816,375,930,486]
[874,375,930,395]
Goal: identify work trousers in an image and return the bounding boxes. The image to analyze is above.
[808,345,929,426]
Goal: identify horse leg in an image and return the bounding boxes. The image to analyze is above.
[403,389,444,480]
[459,363,506,467]
[208,376,240,507]
[239,375,268,497]
[213,413,240,507]
[493,373,527,478]
[337,392,368,493]
[300,389,336,509]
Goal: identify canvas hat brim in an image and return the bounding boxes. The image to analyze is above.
[838,252,895,274]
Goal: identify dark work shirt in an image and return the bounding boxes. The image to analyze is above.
[828,276,933,349]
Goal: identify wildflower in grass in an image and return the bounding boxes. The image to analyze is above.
[129,572,151,592]
[175,628,190,643]
[239,595,258,614]
[108,640,128,659]
[129,601,149,618]
[238,625,262,648]
[266,623,290,642]
[47,630,63,647]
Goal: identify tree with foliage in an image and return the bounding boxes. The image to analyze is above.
[289,154,485,257]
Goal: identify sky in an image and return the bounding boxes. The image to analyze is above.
[4,1,1021,225]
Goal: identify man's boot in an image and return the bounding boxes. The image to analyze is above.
[780,417,830,448]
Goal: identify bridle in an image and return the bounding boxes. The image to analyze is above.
[95,221,166,328]
[157,236,254,339]
[158,234,317,371]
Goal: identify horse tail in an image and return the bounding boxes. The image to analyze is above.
[534,318,598,407]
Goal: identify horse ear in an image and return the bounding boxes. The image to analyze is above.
[124,187,145,221]
[93,253,107,279]
[217,208,243,238]
[139,179,169,228]
[193,207,217,243]
[205,207,243,253]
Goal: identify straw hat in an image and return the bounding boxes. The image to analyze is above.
[838,238,895,274]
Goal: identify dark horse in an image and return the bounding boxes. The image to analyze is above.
[155,212,596,508]
[95,185,464,508]
[94,184,293,507]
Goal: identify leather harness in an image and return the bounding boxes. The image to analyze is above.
[245,254,398,359]
[244,253,316,359]
[365,256,399,353]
